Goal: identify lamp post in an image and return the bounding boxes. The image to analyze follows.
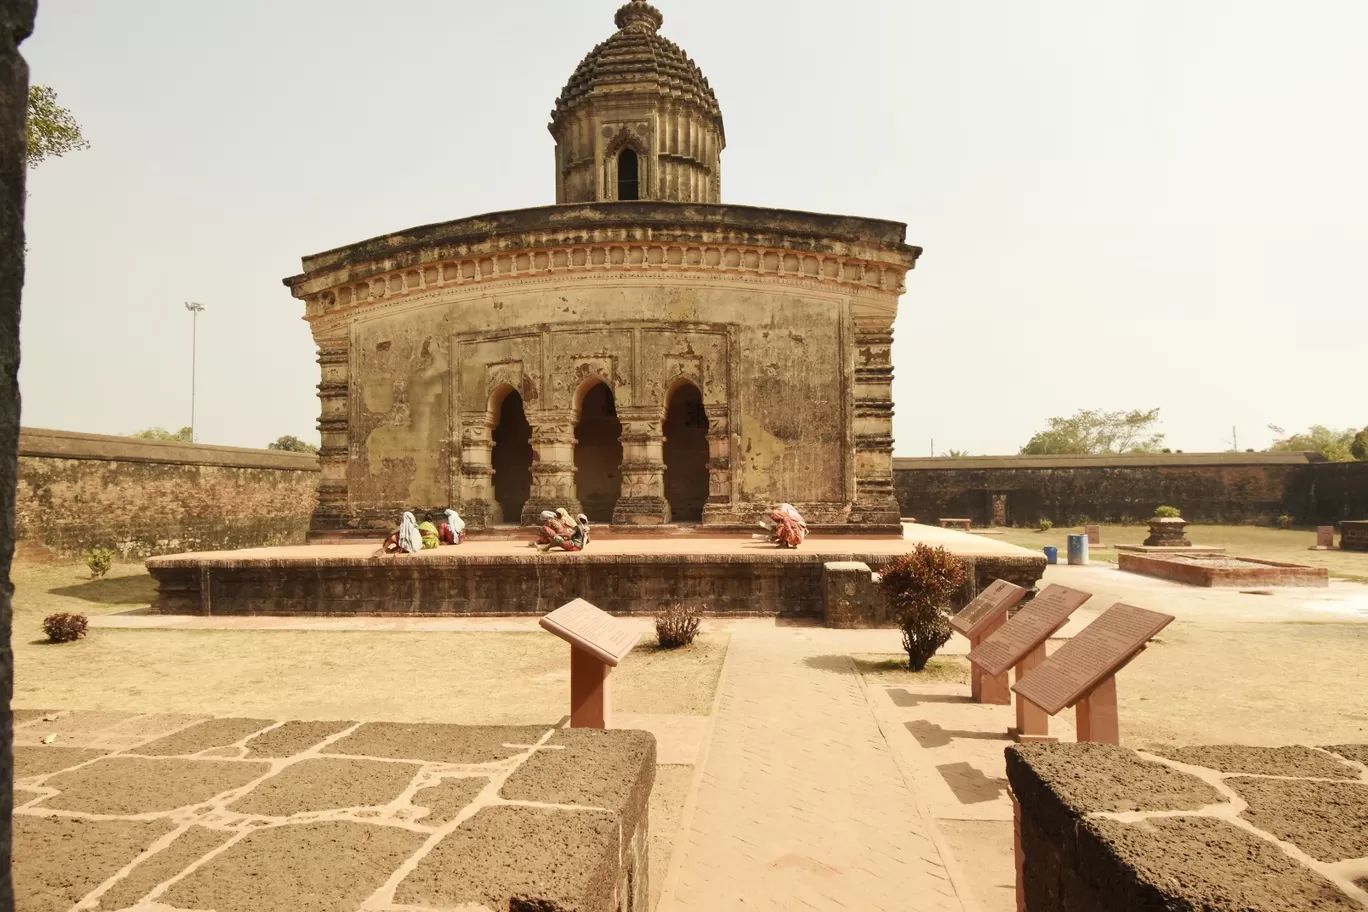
[185,302,206,443]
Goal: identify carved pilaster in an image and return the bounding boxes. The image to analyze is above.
[613,410,669,525]
[700,407,736,524]
[524,414,580,523]
[851,326,900,525]
[312,336,351,532]
[457,418,499,529]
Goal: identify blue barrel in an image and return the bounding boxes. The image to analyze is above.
[1067,534,1089,565]
[1043,546,1059,565]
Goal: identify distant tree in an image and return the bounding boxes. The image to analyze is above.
[26,85,89,169]
[1267,425,1356,463]
[943,449,971,458]
[1351,428,1368,462]
[1019,408,1164,456]
[133,427,192,443]
[268,435,319,454]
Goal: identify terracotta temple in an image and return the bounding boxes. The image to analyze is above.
[284,1,922,535]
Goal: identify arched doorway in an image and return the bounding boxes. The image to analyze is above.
[491,389,532,524]
[617,148,640,201]
[663,383,709,522]
[575,382,623,522]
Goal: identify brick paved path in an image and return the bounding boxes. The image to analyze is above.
[662,625,967,912]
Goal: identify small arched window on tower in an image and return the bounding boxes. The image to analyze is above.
[617,148,640,201]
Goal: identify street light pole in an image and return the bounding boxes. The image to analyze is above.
[185,302,206,443]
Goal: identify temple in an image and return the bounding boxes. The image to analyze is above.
[284,0,922,535]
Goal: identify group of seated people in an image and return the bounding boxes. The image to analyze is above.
[381,503,808,553]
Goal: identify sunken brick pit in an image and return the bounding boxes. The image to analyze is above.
[1006,742,1368,911]
[1118,551,1330,588]
[13,711,655,912]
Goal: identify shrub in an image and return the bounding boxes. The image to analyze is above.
[83,547,115,579]
[1037,519,1054,532]
[1275,514,1294,530]
[655,604,701,649]
[881,544,969,672]
[1154,505,1182,519]
[42,613,88,644]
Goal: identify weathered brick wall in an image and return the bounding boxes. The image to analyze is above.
[893,453,1368,526]
[15,428,319,559]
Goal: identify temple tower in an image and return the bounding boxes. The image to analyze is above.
[549,1,725,204]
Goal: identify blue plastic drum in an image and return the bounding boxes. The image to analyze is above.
[1043,546,1059,565]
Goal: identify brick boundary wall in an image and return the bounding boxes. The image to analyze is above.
[15,428,320,559]
[893,452,1368,527]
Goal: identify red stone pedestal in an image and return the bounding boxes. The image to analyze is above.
[970,615,1011,705]
[1012,644,1056,743]
[1075,675,1120,744]
[570,645,612,729]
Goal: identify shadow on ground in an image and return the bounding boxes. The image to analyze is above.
[886,689,973,708]
[51,575,158,606]
[906,720,1011,749]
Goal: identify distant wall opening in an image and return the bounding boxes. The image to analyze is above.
[664,383,709,522]
[617,148,640,201]
[575,383,623,522]
[491,390,533,524]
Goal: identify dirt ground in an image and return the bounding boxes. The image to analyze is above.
[858,619,1368,749]
[11,562,727,723]
[992,523,1368,581]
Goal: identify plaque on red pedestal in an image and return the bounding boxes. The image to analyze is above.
[1315,526,1335,549]
[951,580,1029,705]
[1086,525,1101,546]
[1011,602,1174,745]
[540,599,641,729]
[966,584,1093,742]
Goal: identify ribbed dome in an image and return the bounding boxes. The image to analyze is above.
[550,1,723,137]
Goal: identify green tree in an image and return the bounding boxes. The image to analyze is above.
[268,435,319,454]
[1351,428,1368,462]
[1267,425,1357,462]
[26,85,90,169]
[133,427,192,443]
[943,449,971,458]
[1020,408,1165,456]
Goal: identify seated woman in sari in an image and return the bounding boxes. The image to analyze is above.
[759,503,808,549]
[534,508,587,552]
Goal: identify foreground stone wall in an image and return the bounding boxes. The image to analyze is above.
[0,1,35,904]
[15,428,319,559]
[1006,742,1368,910]
[894,452,1368,526]
[15,712,655,912]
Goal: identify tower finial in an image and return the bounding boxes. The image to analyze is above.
[615,1,663,34]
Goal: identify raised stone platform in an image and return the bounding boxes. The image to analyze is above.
[146,523,1046,624]
[1007,742,1368,911]
[13,710,655,912]
[1119,552,1330,588]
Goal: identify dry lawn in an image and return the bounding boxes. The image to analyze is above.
[991,523,1368,581]
[854,621,1368,749]
[11,562,728,724]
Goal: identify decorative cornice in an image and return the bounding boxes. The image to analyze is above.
[298,241,911,324]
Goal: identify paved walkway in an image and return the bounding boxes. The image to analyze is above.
[661,624,967,912]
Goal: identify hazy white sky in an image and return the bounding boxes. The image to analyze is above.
[18,0,1368,456]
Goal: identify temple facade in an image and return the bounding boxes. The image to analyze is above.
[284,1,921,534]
